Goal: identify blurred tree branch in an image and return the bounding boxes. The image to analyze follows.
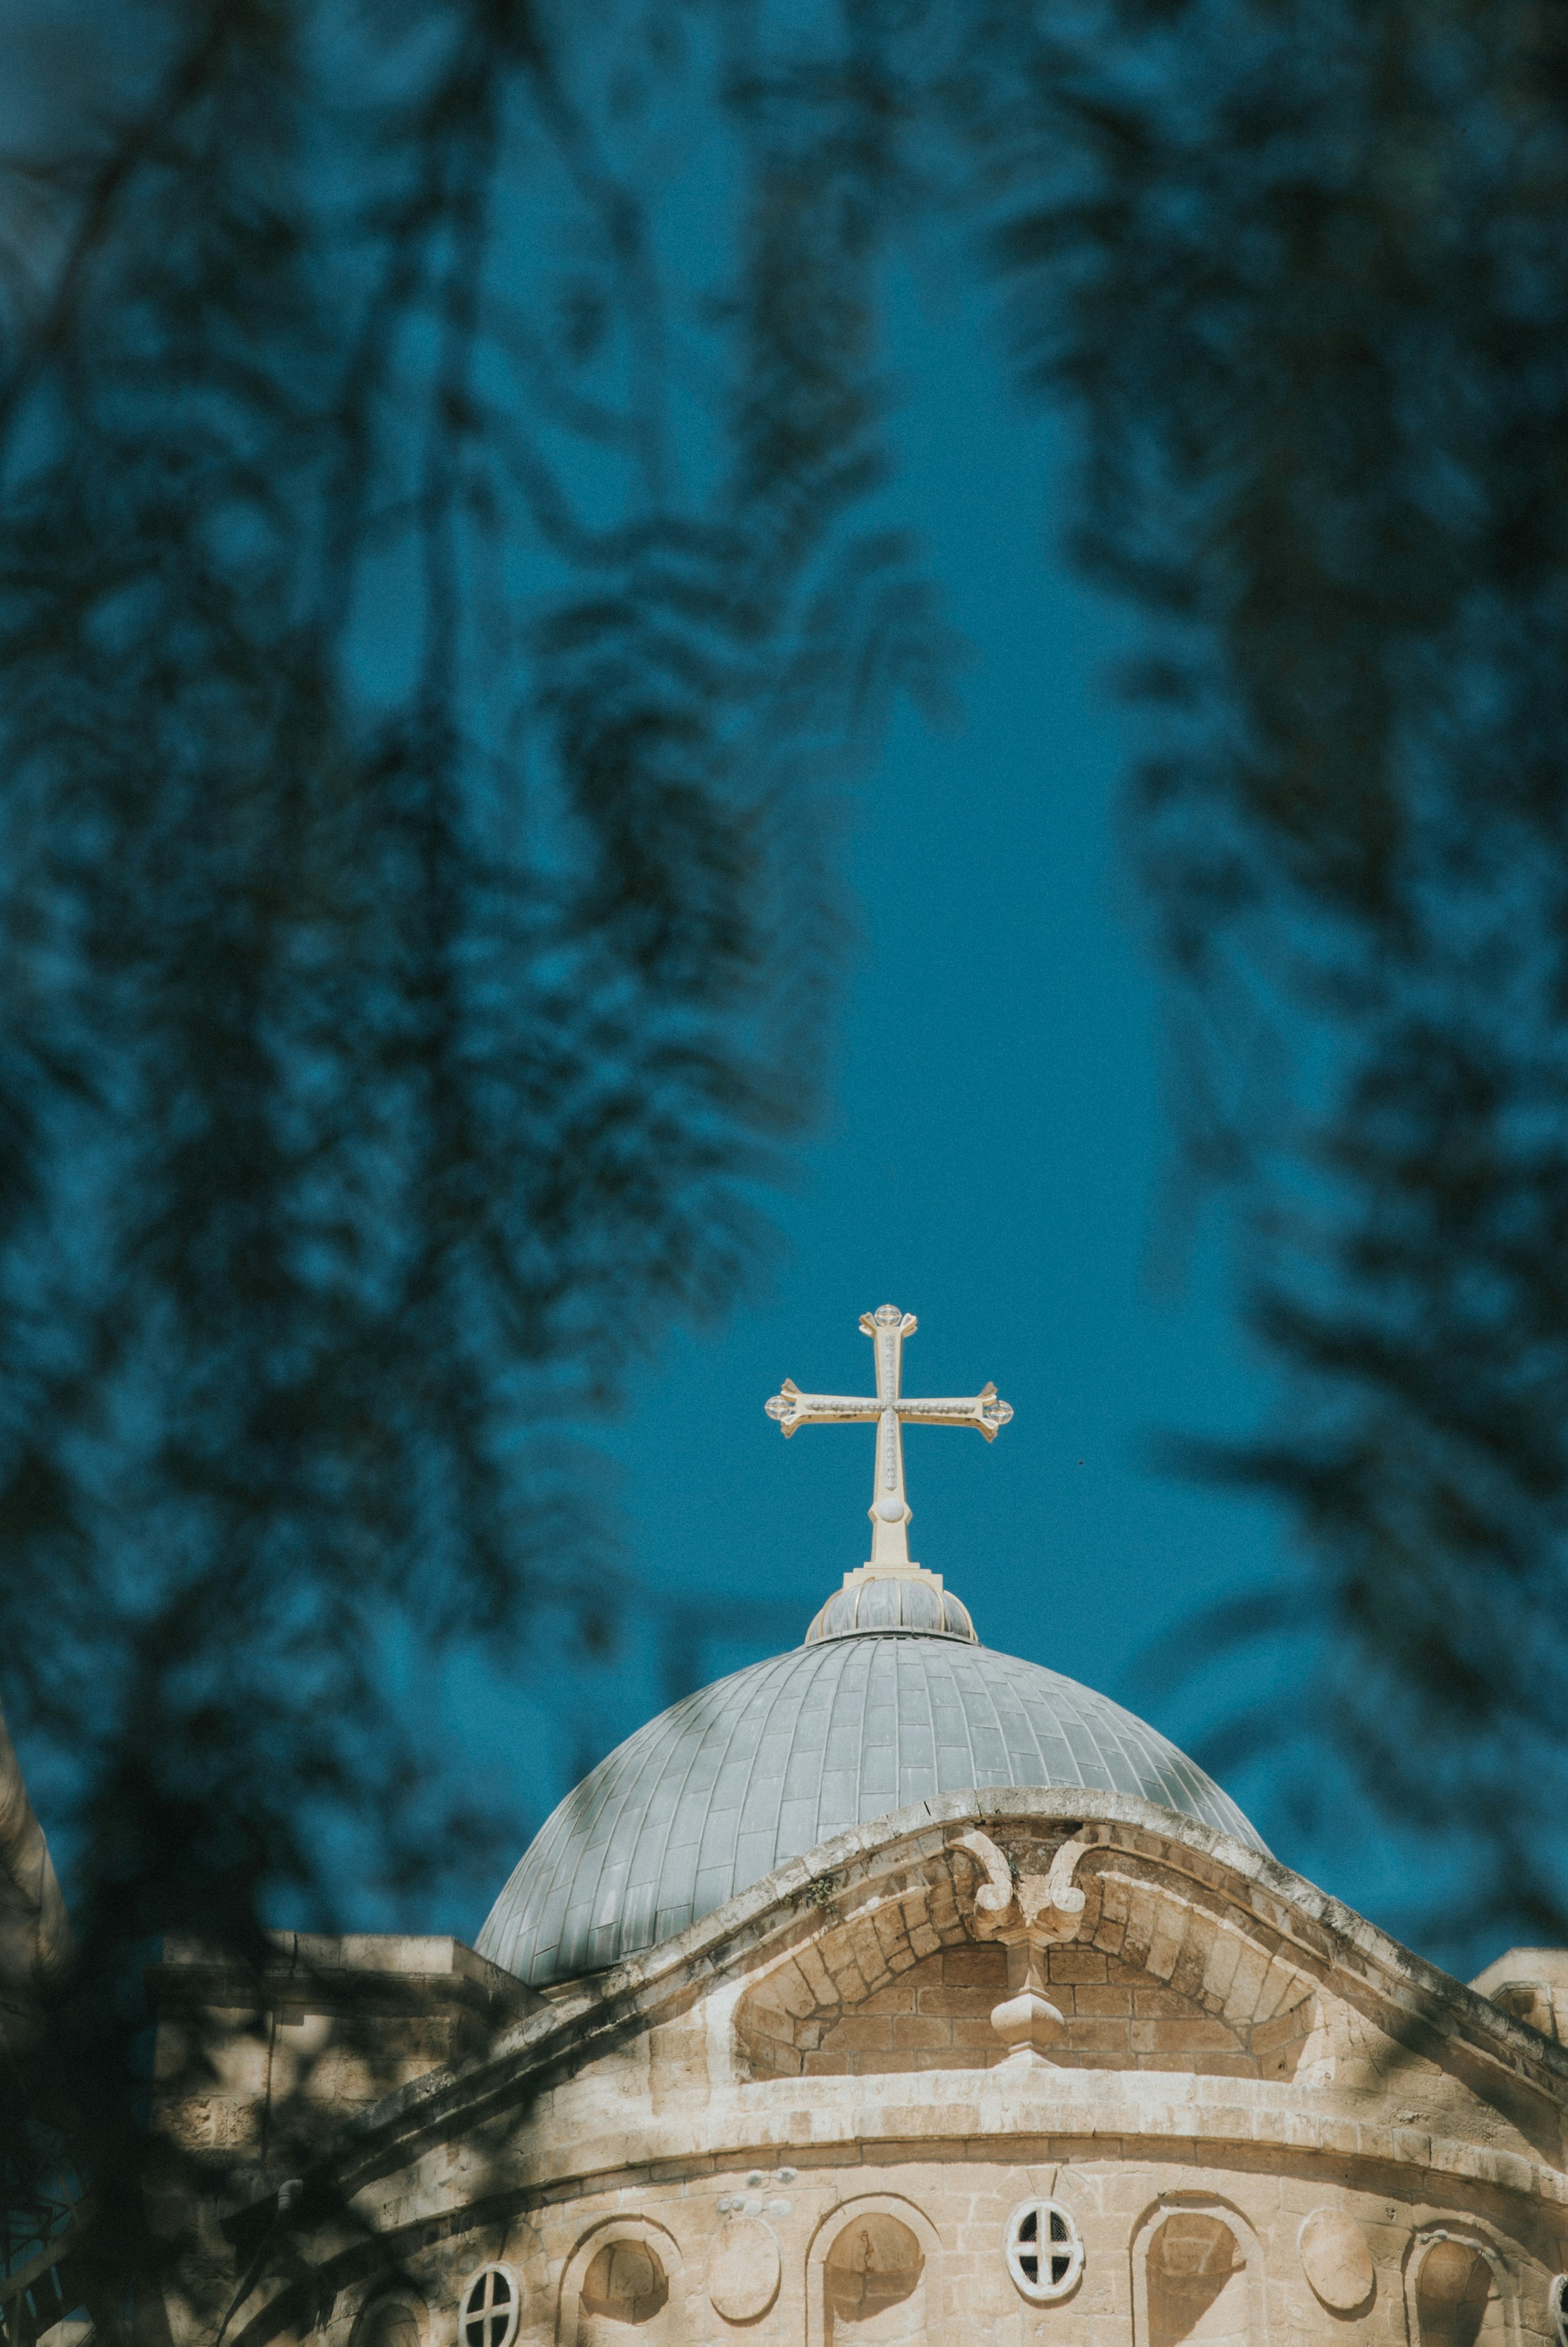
[0,0,944,2311]
[960,0,1568,1951]
[12,0,1568,2319]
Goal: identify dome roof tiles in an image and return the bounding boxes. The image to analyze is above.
[478,1631,1265,1987]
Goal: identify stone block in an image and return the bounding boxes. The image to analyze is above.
[1064,2018,1134,2055]
[1047,1948,1108,1984]
[768,1967,817,2020]
[915,1986,993,2018]
[1098,1875,1132,1927]
[796,1944,835,2003]
[890,2017,957,2050]
[826,1957,871,2008]
[1121,1888,1159,1969]
[951,2018,1000,2049]
[869,1905,911,1964]
[856,1985,917,2014]
[837,1931,884,1988]
[1169,1928,1215,2002]
[1131,1986,1202,2017]
[1130,2016,1237,2053]
[819,2015,893,2051]
[1252,1959,1305,2024]
[941,1946,1005,1985]
[1107,1954,1155,1984]
[1144,1903,1189,1983]
[1225,1942,1270,2021]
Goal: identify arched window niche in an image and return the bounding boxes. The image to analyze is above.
[805,2196,944,2347]
[1132,2197,1266,2347]
[558,2218,682,2347]
[350,2291,428,2347]
[1405,2231,1518,2347]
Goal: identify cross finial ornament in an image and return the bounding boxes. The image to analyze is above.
[766,1304,1013,1571]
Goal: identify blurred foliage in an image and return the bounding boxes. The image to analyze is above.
[0,0,941,2323]
[732,0,1568,1944]
[9,0,1568,2327]
[961,0,1568,1947]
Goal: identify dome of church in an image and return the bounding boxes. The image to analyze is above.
[477,1581,1265,1987]
[479,1304,1265,1989]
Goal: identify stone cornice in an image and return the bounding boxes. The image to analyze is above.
[422,2068,1568,2212]
[215,1789,1568,2210]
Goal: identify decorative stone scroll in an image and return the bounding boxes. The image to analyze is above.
[953,1827,1098,2065]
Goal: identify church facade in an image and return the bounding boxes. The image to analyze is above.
[146,1311,1568,2347]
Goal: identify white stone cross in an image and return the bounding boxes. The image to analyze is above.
[766,1304,1013,1570]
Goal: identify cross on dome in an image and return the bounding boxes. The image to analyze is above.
[765,1303,1013,1573]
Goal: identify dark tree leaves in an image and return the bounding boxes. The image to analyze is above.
[0,0,938,2307]
[968,0,1568,1953]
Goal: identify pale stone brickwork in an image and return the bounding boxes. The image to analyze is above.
[736,1862,1322,2082]
[148,1791,1568,2347]
[463,2149,1566,2347]
[150,1934,535,2162]
[758,1938,1305,2080]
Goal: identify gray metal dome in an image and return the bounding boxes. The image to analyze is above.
[478,1619,1266,1987]
[804,1571,975,1643]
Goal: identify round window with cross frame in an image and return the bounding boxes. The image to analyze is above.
[458,2267,519,2347]
[1006,2201,1084,2303]
[1549,2274,1567,2347]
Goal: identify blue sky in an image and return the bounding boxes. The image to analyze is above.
[436,270,1442,1962]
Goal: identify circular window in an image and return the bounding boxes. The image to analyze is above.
[1549,2274,1567,2347]
[1006,2201,1084,2303]
[458,2268,519,2347]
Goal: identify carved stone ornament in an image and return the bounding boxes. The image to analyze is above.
[708,2218,781,2324]
[1298,2209,1375,2311]
[954,1827,1097,2065]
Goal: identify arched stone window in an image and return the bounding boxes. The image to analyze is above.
[1411,2237,1511,2347]
[353,2294,427,2347]
[559,2219,683,2347]
[1140,2206,1248,2347]
[823,2212,925,2345]
[580,2241,668,2342]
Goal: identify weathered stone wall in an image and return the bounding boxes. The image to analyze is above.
[148,1935,534,2164]
[343,2145,1568,2347]
[147,1797,1568,2347]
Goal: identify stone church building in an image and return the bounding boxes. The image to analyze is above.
[124,1312,1568,2347]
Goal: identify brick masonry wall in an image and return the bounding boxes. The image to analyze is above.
[797,1941,1278,2077]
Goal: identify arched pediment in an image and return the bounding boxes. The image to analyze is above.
[735,1827,1323,2083]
